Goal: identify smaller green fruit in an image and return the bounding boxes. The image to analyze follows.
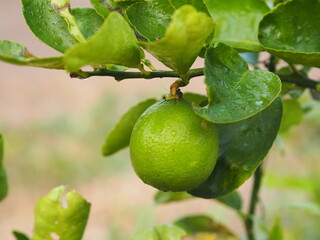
[130,98,219,192]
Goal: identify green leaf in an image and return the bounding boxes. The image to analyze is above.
[279,99,303,133]
[90,0,111,18]
[130,224,186,240]
[73,8,104,39]
[22,0,77,53]
[169,0,209,13]
[189,98,282,198]
[102,98,157,156]
[195,43,281,123]
[126,0,175,41]
[139,5,214,78]
[269,216,283,240]
[13,231,30,240]
[64,12,142,72]
[175,215,236,237]
[0,134,8,201]
[33,186,90,240]
[217,191,242,211]
[0,40,64,69]
[183,92,208,106]
[259,0,320,67]
[204,0,269,52]
[154,191,193,204]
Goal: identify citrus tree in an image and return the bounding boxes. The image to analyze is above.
[1,0,320,239]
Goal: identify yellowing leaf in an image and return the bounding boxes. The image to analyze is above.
[64,12,141,72]
[140,5,214,79]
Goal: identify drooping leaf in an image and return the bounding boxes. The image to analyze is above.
[175,215,236,238]
[259,0,320,67]
[169,0,209,13]
[0,134,8,201]
[279,99,303,133]
[0,40,64,69]
[130,224,187,240]
[22,0,77,53]
[13,231,30,240]
[33,186,90,240]
[154,191,193,204]
[64,12,142,72]
[189,98,282,198]
[140,5,215,78]
[126,0,175,41]
[72,8,104,39]
[102,98,157,156]
[204,0,269,52]
[269,216,284,240]
[217,191,242,211]
[194,43,281,123]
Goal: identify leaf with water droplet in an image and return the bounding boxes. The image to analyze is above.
[22,0,77,53]
[204,0,269,52]
[189,98,282,198]
[194,43,281,123]
[259,0,320,67]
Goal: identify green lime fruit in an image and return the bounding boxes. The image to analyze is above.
[130,98,219,192]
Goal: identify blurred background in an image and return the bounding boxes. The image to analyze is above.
[1,1,320,240]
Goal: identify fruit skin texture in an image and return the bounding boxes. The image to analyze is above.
[130,98,219,192]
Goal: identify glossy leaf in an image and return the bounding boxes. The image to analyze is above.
[126,0,175,41]
[33,186,90,240]
[175,215,236,238]
[140,5,214,78]
[0,134,8,201]
[73,8,104,39]
[102,98,157,156]
[13,231,30,240]
[22,0,77,53]
[169,0,209,13]
[259,0,320,67]
[189,98,282,198]
[279,99,303,133]
[195,43,281,123]
[154,191,193,204]
[64,12,142,72]
[0,40,64,69]
[204,0,269,51]
[130,224,186,240]
[217,191,242,211]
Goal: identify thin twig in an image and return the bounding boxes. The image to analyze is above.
[245,165,264,240]
[71,68,320,90]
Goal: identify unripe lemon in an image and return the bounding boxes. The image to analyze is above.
[130,98,219,192]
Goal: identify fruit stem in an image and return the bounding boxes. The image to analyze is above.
[167,79,183,100]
